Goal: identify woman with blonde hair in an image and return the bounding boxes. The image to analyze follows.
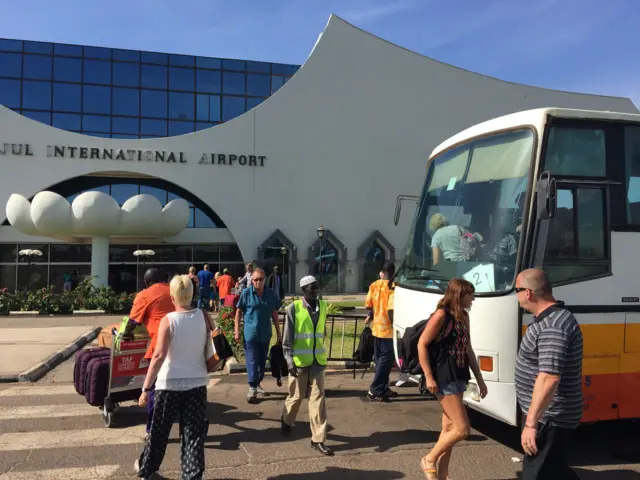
[135,274,212,479]
[417,278,488,479]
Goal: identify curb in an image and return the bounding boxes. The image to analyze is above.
[10,326,103,383]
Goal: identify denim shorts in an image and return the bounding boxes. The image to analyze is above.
[437,380,467,396]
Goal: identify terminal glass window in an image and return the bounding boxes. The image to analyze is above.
[23,55,52,80]
[22,81,51,110]
[398,129,535,294]
[222,96,245,121]
[0,37,299,138]
[0,79,20,108]
[53,83,81,112]
[0,53,21,77]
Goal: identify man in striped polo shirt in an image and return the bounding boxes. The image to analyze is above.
[514,269,583,480]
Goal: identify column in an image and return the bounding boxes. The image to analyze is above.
[91,236,109,288]
[344,260,359,293]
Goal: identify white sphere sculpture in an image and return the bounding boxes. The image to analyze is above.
[5,194,38,235]
[6,191,190,238]
[120,194,164,235]
[72,191,121,235]
[31,191,72,235]
[162,199,191,233]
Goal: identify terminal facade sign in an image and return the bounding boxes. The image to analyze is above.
[1,142,266,167]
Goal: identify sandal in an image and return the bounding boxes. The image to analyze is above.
[420,456,438,480]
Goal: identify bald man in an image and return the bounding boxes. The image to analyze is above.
[514,269,583,479]
[123,267,174,438]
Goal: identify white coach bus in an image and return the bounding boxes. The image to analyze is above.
[393,108,640,426]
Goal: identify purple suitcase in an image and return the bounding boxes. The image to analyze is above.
[84,355,110,407]
[73,347,110,396]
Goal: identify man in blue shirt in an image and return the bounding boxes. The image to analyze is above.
[197,264,214,311]
[234,267,283,403]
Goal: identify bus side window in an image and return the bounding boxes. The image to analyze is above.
[625,126,640,224]
[544,187,608,285]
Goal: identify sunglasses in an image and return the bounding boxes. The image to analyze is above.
[252,277,265,282]
[514,287,530,293]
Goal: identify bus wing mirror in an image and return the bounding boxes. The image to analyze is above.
[394,195,420,225]
[536,171,557,220]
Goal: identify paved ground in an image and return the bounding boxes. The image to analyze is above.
[0,316,119,377]
[0,369,638,480]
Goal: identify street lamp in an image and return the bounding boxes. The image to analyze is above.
[280,246,287,294]
[18,249,43,291]
[317,225,325,298]
[133,249,155,290]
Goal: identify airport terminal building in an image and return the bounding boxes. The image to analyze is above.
[0,15,637,294]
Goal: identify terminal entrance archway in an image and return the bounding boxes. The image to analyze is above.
[0,173,243,293]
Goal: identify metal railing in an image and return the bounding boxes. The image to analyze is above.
[277,311,368,362]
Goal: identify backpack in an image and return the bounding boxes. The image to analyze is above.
[352,326,374,379]
[353,326,374,364]
[458,226,481,261]
[398,311,454,375]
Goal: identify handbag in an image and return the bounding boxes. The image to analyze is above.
[201,310,233,372]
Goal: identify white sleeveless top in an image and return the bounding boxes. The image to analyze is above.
[155,309,211,391]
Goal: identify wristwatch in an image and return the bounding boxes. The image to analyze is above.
[142,387,152,393]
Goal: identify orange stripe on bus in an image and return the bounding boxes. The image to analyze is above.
[522,323,640,375]
[582,372,640,422]
[521,322,640,421]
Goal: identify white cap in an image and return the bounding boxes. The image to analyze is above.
[300,275,317,288]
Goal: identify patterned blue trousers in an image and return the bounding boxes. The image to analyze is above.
[137,386,208,479]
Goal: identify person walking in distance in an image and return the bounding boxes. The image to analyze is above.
[134,275,211,480]
[238,262,254,293]
[216,268,235,304]
[122,268,175,440]
[281,276,333,456]
[197,264,214,311]
[515,269,583,480]
[365,260,398,401]
[267,265,286,301]
[234,267,283,403]
[417,278,487,480]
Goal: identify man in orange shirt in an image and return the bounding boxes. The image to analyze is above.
[216,268,235,304]
[122,268,174,436]
[365,261,398,402]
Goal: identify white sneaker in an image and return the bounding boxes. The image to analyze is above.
[247,387,257,403]
[133,458,140,473]
[256,385,267,396]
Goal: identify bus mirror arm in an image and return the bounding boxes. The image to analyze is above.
[394,195,420,225]
[536,171,557,220]
[529,172,557,268]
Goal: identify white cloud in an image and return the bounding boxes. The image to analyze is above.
[342,0,419,24]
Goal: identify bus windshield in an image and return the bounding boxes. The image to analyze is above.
[397,129,535,294]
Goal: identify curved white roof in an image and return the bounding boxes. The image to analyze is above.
[1,15,638,266]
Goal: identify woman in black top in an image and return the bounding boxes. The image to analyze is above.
[417,278,488,480]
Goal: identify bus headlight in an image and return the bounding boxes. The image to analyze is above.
[463,382,481,402]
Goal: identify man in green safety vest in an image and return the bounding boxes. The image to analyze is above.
[281,275,333,456]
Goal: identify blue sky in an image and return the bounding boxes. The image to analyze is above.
[2,0,638,106]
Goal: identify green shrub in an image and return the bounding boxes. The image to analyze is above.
[0,277,137,315]
[217,305,243,357]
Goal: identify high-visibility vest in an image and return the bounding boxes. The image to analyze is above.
[292,299,327,367]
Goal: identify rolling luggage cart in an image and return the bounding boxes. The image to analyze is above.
[101,328,150,427]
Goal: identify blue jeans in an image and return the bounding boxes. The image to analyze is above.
[244,339,270,388]
[198,287,210,310]
[370,337,394,397]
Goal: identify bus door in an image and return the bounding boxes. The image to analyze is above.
[529,174,624,422]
